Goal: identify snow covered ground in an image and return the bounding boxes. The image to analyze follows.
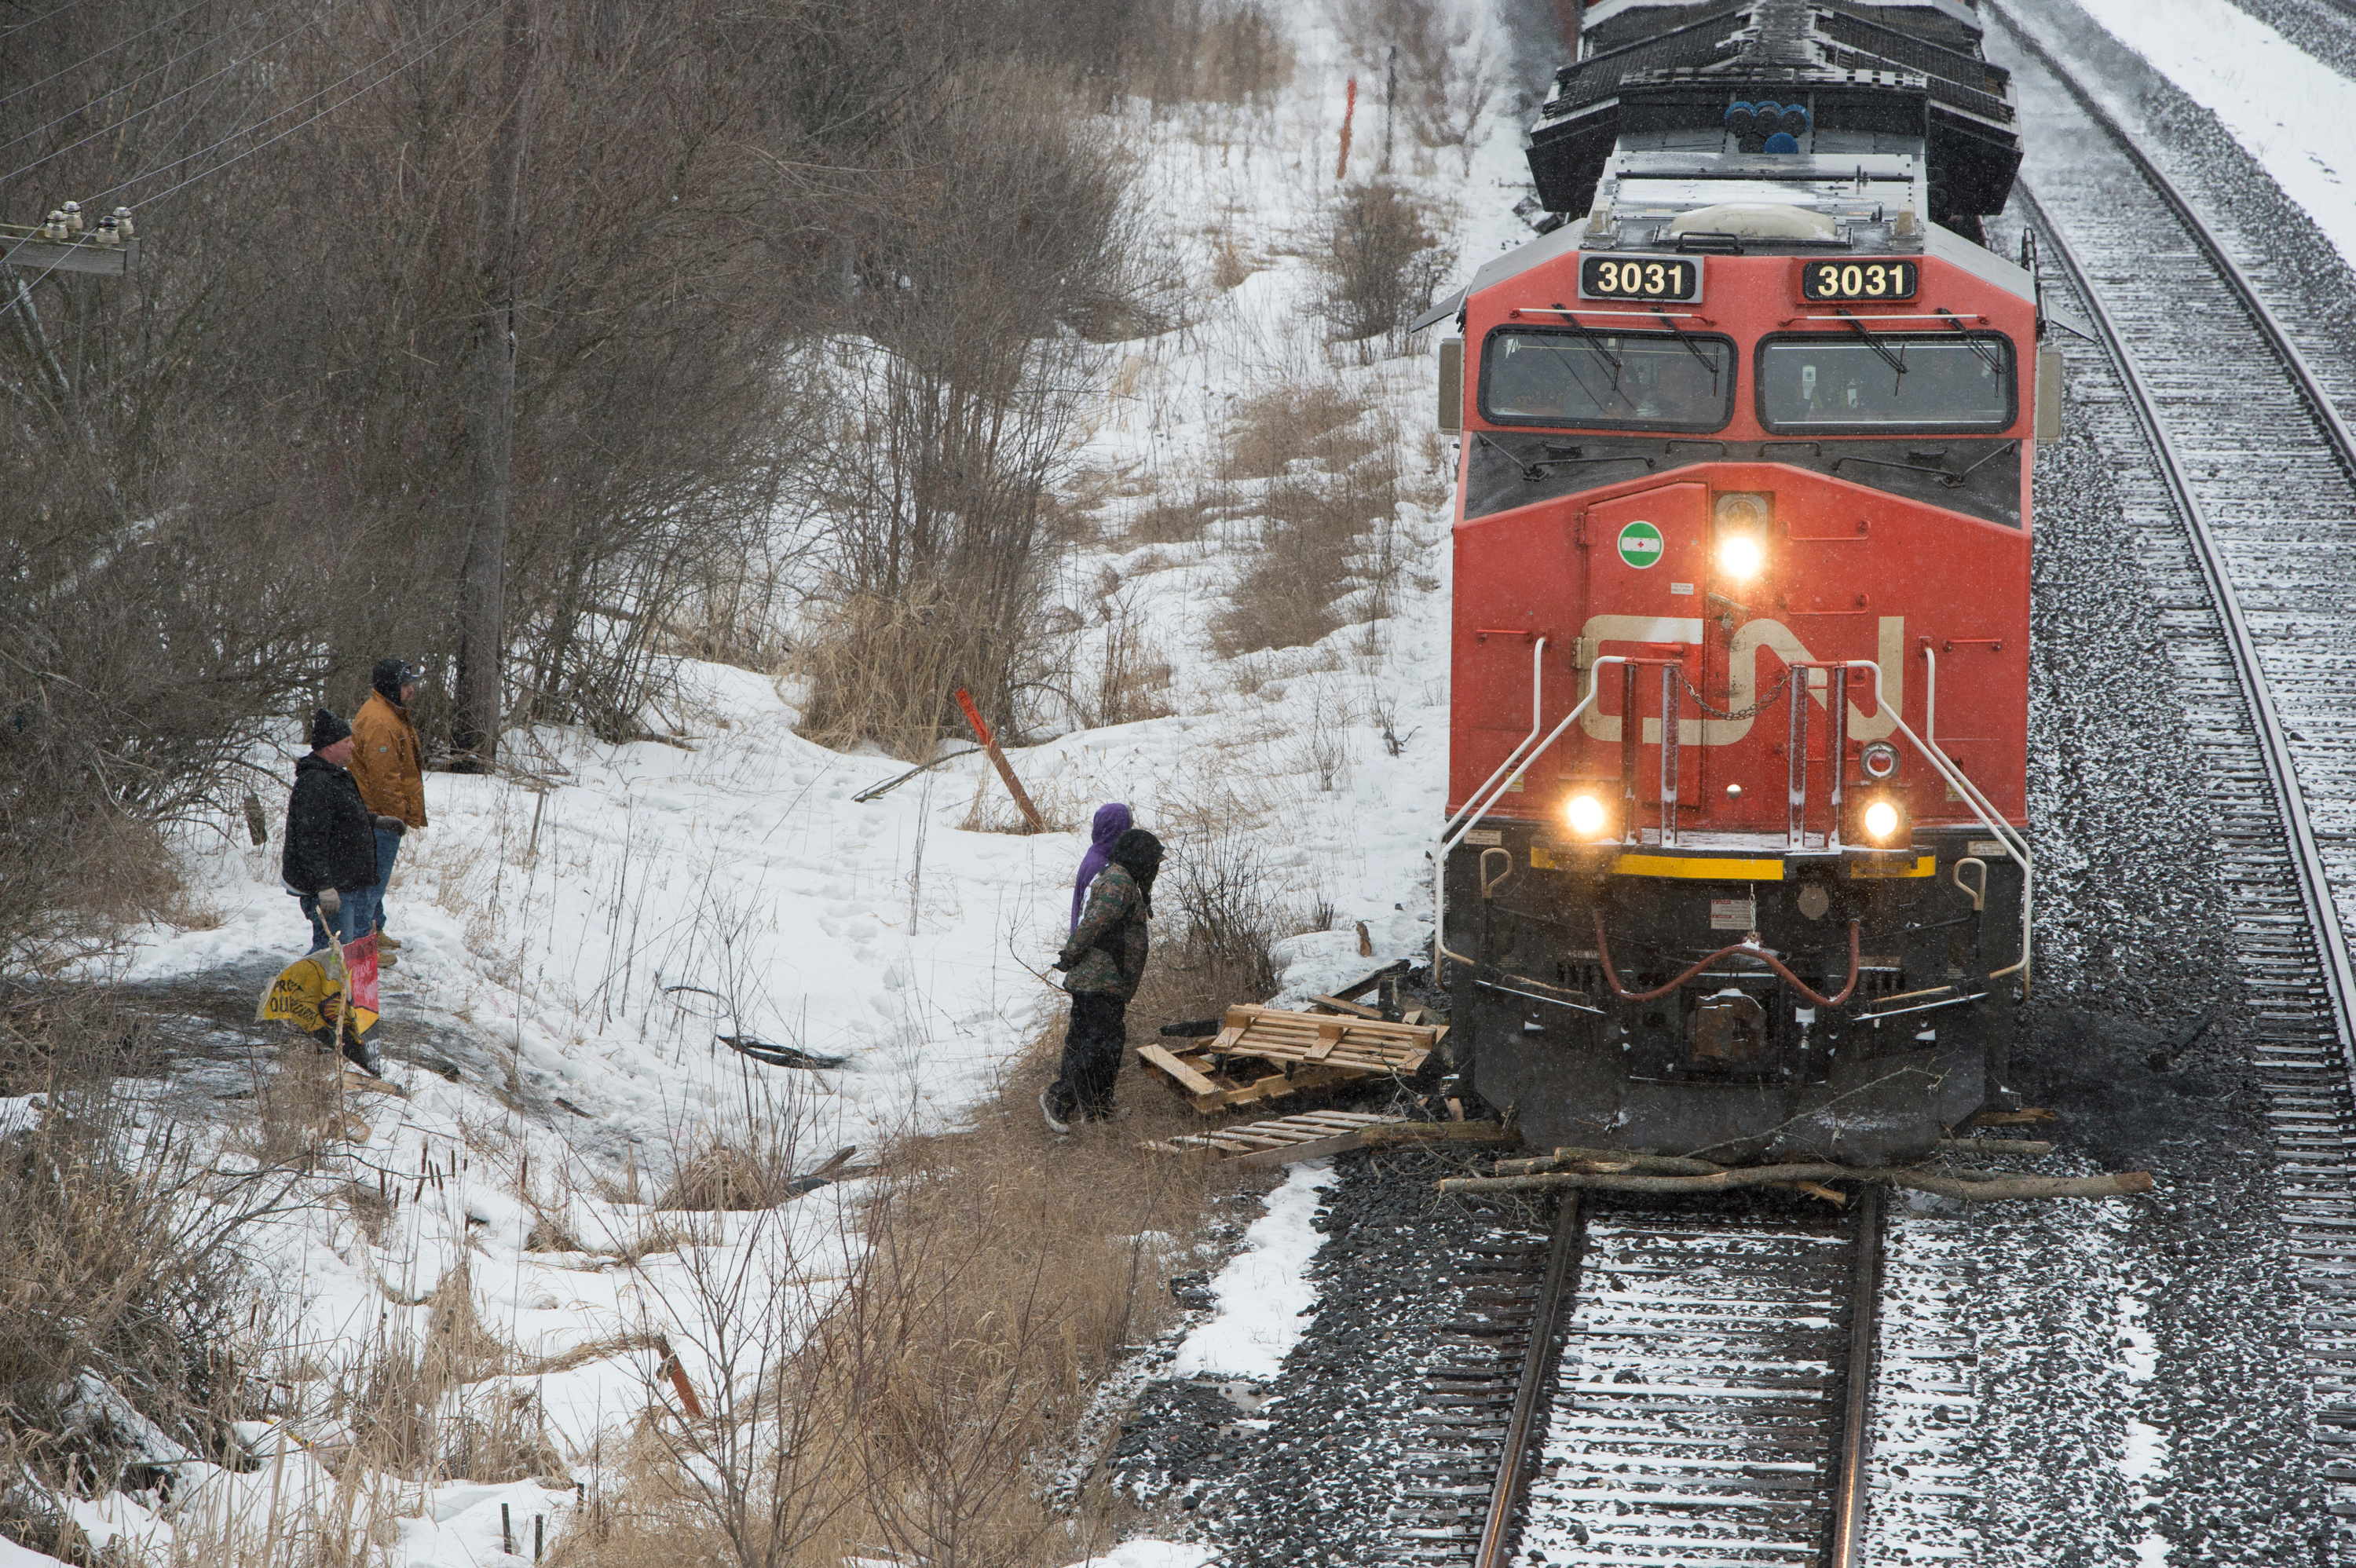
[2015,0,2356,268]
[42,0,2354,1559]
[38,5,1540,1564]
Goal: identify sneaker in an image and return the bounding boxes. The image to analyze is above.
[1039,1091,1072,1136]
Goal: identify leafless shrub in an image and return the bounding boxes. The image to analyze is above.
[0,1020,279,1554]
[1319,179,1452,354]
[1334,0,1501,174]
[1129,822,1296,1029]
[796,63,1153,758]
[1068,583,1176,730]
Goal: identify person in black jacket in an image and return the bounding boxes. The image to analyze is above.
[282,708,380,952]
[1042,827,1162,1133]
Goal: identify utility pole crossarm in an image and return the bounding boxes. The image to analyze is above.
[0,225,138,276]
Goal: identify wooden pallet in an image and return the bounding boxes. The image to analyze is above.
[1137,1004,1445,1112]
[1145,1110,1411,1168]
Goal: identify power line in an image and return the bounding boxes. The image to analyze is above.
[1,0,219,112]
[0,0,90,45]
[0,0,335,192]
[100,1,499,211]
[2,0,493,319]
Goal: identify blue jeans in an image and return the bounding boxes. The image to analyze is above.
[301,893,364,953]
[350,827,401,938]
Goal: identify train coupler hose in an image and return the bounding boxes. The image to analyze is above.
[1592,911,1863,1008]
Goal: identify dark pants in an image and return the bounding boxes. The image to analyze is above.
[1047,992,1128,1121]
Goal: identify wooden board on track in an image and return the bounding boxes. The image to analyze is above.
[1144,1110,1410,1168]
[1138,1003,1444,1112]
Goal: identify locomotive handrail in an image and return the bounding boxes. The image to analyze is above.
[1434,654,1622,968]
[1835,656,2032,987]
[1593,910,1864,1008]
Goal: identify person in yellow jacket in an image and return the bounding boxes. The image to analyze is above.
[350,659,427,963]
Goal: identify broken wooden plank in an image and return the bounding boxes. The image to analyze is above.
[1147,1111,1416,1168]
[1307,993,1386,1020]
[1138,1043,1220,1098]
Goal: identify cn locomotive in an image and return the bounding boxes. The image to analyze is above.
[1428,0,2055,1165]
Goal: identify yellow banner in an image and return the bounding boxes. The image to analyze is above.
[257,948,379,1038]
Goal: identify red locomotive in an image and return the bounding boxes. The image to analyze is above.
[1427,0,2054,1164]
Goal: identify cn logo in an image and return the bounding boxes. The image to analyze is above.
[1576,614,1907,746]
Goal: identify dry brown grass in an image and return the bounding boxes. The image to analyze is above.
[1208,381,1405,657]
[0,1015,276,1559]
[794,586,1011,764]
[1220,383,1379,484]
[547,1030,1257,1568]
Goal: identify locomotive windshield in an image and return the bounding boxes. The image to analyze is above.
[1757,334,2016,433]
[1478,327,1736,433]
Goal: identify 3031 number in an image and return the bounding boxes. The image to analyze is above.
[1800,259,1919,302]
[1578,254,1703,302]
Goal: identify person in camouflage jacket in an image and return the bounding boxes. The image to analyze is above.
[1043,826,1163,1131]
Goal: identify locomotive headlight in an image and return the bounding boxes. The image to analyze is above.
[1718,532,1763,580]
[1566,793,1609,838]
[1862,799,1901,841]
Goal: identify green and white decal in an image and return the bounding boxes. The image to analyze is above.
[1617,521,1663,569]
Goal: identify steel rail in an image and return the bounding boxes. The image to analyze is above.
[2014,179,2356,1063]
[1824,1186,1885,1568]
[1988,2,2356,481]
[1990,6,2356,1069]
[1471,1193,1584,1568]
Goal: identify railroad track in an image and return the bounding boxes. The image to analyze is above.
[1389,1193,1885,1567]
[1989,3,2356,1550]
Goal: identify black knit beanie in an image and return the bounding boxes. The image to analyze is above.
[371,657,415,704]
[309,707,352,750]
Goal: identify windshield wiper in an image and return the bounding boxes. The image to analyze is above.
[1937,308,2007,374]
[1835,307,1906,377]
[1474,430,1656,482]
[1543,302,1622,371]
[1652,307,1718,375]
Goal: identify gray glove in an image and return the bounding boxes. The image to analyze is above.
[374,815,405,836]
[317,886,342,918]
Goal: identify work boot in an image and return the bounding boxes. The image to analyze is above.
[378,950,399,970]
[376,932,403,952]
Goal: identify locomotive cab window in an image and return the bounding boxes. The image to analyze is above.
[1479,327,1736,433]
[1756,334,2017,433]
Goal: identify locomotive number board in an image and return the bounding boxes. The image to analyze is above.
[1799,258,1919,302]
[1578,254,1704,304]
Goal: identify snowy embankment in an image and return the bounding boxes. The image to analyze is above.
[2023,0,2356,269]
[52,3,1546,1563]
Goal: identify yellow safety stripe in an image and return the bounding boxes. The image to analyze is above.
[1609,854,1787,881]
[1846,853,1938,879]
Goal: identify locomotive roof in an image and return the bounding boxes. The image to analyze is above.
[1576,0,1985,40]
[1410,155,2032,334]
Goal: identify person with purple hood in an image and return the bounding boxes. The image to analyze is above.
[1071,802,1132,930]
[1043,815,1162,1135]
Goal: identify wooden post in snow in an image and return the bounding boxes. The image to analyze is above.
[953,689,1045,834]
